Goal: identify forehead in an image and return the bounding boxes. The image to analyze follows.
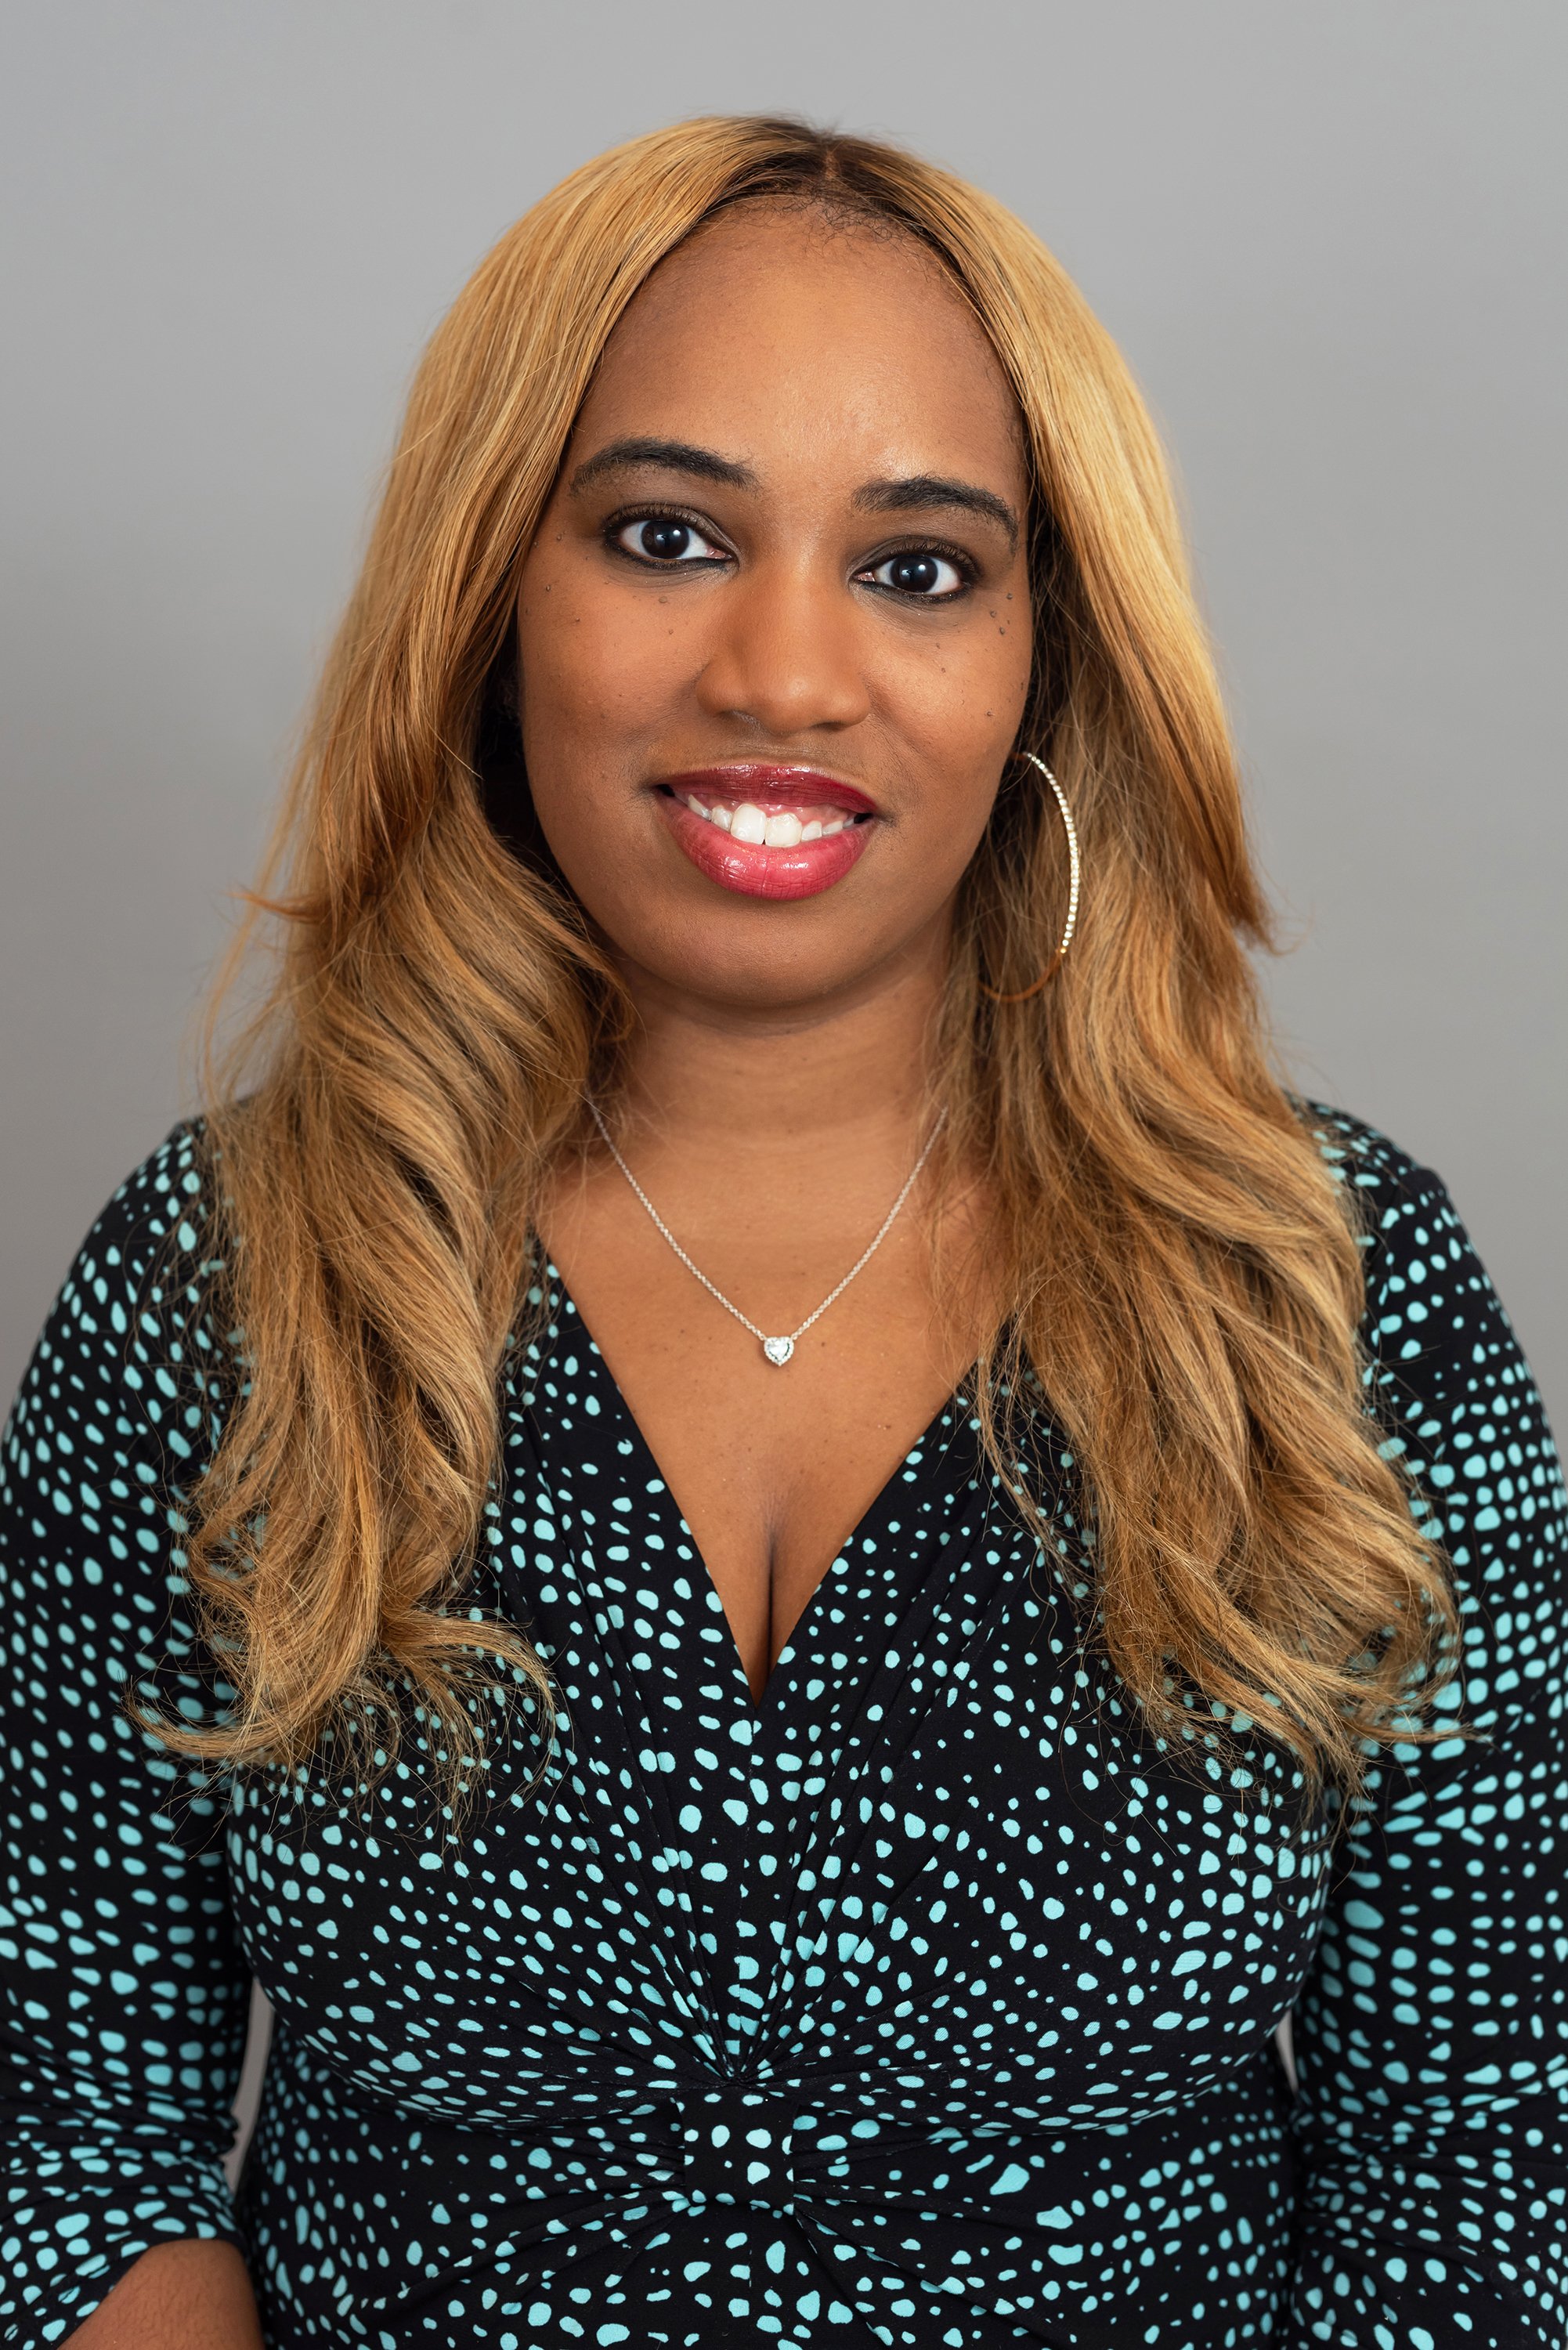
[568,204,1028,496]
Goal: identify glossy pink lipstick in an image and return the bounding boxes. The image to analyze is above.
[655,765,877,901]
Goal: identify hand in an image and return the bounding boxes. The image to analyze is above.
[64,2241,264,2348]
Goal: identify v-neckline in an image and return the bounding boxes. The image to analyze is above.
[537,1255,975,1716]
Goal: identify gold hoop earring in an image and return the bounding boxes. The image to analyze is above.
[977,751,1082,1003]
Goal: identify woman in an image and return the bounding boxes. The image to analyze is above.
[2,115,1563,2350]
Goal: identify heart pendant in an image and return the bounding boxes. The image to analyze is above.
[762,1335,795,1367]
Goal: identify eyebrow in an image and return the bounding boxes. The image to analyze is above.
[567,439,1021,554]
[568,436,759,494]
[854,474,1019,552]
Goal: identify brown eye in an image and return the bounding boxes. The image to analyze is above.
[615,516,724,565]
[862,550,968,598]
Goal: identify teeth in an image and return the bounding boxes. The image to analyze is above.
[677,793,862,845]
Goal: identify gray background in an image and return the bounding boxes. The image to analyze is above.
[3,0,1565,1430]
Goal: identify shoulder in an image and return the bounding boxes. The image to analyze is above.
[1296,1096,1444,1227]
[73,1114,220,1273]
[5,1117,233,1488]
[1295,1097,1483,1347]
[43,1115,226,1361]
[1295,1091,1530,1400]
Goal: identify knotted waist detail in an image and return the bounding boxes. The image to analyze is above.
[310,2042,1280,2226]
[511,2081,894,2217]
[677,2085,799,2207]
[266,2043,1298,2341]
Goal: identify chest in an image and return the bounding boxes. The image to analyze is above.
[229,1337,1331,2137]
[538,1187,988,1699]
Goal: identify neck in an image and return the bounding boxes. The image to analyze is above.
[612,929,948,1165]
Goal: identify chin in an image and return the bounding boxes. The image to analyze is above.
[623,915,930,1017]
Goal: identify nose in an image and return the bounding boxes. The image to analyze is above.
[693,561,873,738]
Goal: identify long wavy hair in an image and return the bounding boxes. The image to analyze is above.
[170,115,1459,1804]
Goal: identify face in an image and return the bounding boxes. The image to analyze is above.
[514,204,1033,1010]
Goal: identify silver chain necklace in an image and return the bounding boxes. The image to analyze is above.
[586,1100,948,1367]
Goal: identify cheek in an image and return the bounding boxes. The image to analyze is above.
[515,588,599,748]
[887,611,1033,777]
[517,563,692,755]
[880,620,1031,882]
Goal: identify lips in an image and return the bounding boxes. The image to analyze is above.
[654,765,877,902]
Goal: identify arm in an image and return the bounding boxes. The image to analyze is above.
[1286,1121,1568,2345]
[0,1130,255,2346]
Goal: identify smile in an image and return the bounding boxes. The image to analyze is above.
[654,766,878,902]
[677,794,858,846]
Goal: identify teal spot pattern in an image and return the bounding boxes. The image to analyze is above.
[1,1108,1564,2347]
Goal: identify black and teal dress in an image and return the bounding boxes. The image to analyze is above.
[2,1111,1564,2348]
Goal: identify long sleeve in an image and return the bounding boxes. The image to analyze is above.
[0,1127,251,2347]
[1286,1115,1568,2345]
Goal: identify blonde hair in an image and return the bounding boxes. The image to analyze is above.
[171,115,1458,1802]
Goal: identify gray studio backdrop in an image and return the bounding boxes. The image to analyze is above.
[4,0,1565,1439]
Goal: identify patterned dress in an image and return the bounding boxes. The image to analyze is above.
[1,1110,1564,2348]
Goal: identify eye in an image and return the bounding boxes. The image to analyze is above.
[612,514,727,567]
[859,548,971,599]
